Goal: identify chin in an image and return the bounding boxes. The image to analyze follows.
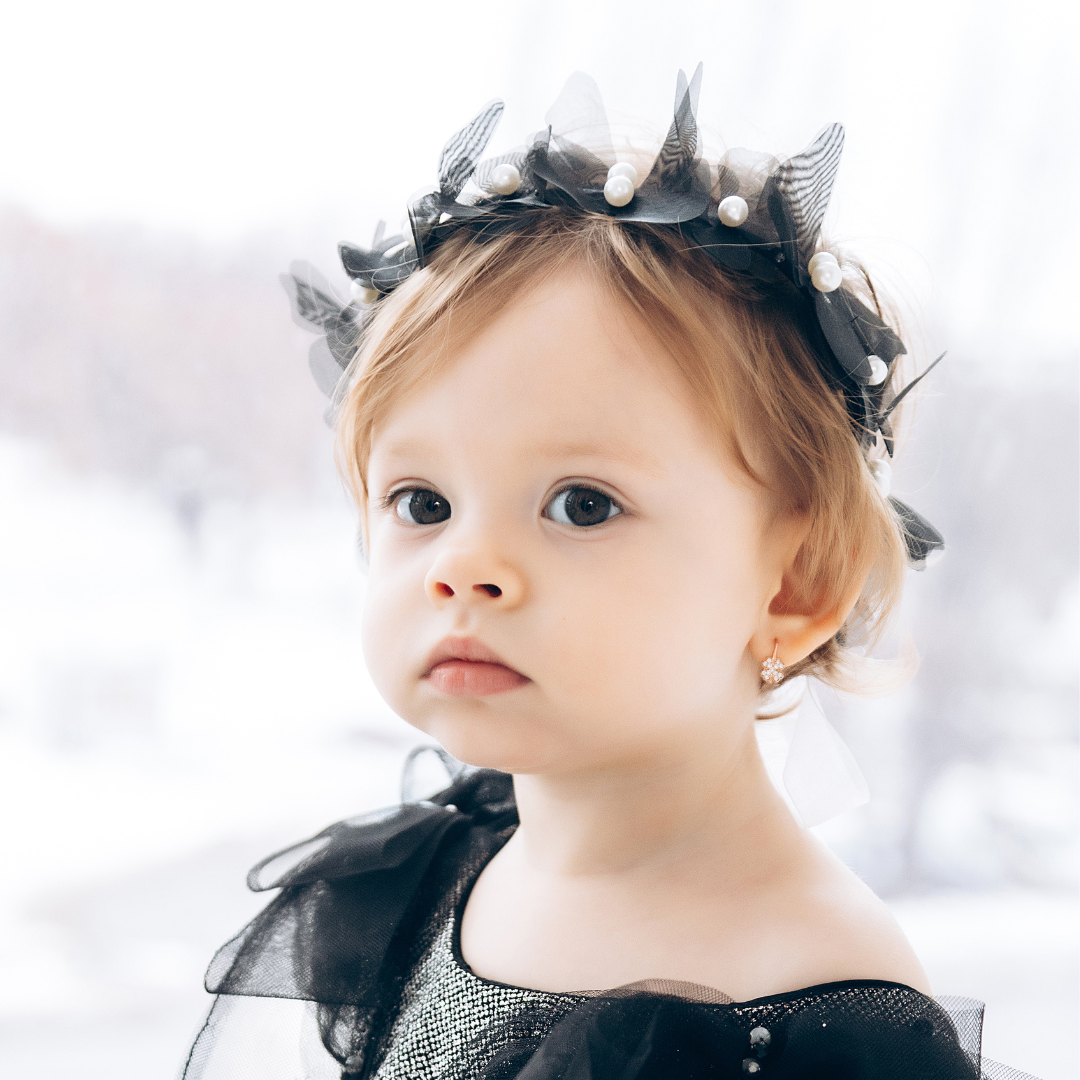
[418,707,558,775]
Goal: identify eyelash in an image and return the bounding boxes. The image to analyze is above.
[384,486,452,527]
[545,484,624,528]
[381,483,625,527]
[381,487,416,512]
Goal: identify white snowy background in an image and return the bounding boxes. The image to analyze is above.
[0,1,1076,1078]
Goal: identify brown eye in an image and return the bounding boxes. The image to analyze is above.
[545,486,621,527]
[395,489,450,525]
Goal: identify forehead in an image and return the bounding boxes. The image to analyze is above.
[369,269,713,472]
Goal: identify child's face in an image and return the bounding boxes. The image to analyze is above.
[362,268,789,774]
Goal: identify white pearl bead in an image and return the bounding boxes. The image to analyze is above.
[717,195,749,227]
[868,458,892,497]
[810,260,843,292]
[808,251,839,274]
[350,280,379,304]
[603,174,635,207]
[607,161,638,184]
[866,355,888,386]
[490,163,522,195]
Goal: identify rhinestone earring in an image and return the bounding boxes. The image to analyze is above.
[760,642,785,686]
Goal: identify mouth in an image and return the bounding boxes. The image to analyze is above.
[422,637,530,697]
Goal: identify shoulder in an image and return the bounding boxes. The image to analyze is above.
[748,835,930,997]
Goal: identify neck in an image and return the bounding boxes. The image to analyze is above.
[510,722,801,879]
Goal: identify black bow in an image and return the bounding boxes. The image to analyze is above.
[204,770,515,1006]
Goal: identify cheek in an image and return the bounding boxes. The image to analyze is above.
[543,514,764,720]
[360,579,399,706]
[359,542,424,713]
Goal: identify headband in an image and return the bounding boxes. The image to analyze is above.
[283,66,944,568]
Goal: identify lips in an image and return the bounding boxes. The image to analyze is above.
[422,637,530,697]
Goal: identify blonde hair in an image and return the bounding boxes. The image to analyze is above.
[336,209,909,692]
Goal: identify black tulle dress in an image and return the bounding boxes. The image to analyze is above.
[181,769,1036,1080]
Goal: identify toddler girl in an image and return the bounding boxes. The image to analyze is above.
[182,69,1029,1080]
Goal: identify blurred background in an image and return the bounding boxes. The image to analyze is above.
[0,1,1076,1077]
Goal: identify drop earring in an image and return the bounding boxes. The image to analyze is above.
[760,642,785,686]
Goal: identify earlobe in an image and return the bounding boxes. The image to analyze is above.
[760,642,785,685]
[751,515,864,671]
[752,584,860,671]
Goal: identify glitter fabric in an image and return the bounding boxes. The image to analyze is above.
[372,880,583,1080]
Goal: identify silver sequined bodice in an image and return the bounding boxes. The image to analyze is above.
[373,880,584,1080]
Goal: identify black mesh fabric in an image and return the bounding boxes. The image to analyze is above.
[180,770,1040,1080]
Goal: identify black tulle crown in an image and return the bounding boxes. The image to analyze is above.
[283,66,944,568]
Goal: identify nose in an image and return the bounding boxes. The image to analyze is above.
[424,543,527,610]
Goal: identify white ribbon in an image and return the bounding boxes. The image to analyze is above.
[755,680,870,828]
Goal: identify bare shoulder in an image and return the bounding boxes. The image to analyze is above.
[752,835,931,998]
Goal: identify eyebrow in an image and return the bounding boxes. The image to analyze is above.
[372,437,440,462]
[532,440,665,474]
[373,437,667,477]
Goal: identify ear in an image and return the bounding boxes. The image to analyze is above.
[750,514,864,670]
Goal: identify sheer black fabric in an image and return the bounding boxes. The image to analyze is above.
[182,768,1039,1080]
